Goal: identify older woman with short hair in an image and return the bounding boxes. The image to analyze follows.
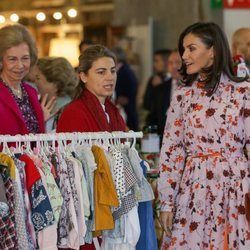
[30,56,78,132]
[0,24,44,135]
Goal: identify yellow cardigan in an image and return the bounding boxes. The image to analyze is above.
[92,145,119,232]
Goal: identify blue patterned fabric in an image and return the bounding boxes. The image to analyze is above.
[30,179,55,231]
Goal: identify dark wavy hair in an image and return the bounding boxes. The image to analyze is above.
[178,22,247,91]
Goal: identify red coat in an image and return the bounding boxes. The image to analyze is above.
[57,89,126,133]
[0,81,45,135]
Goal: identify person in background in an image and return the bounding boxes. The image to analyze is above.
[57,44,126,133]
[0,24,45,135]
[149,49,182,139]
[231,27,250,76]
[79,39,95,54]
[158,22,250,249]
[143,49,171,126]
[30,57,78,132]
[112,46,139,131]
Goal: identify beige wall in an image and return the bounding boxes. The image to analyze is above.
[113,0,223,50]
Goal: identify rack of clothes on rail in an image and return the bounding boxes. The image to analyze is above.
[0,131,157,250]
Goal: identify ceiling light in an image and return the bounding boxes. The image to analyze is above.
[36,12,46,21]
[67,8,77,18]
[53,12,62,20]
[0,15,6,24]
[10,13,19,22]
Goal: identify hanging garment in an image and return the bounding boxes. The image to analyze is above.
[109,147,126,205]
[0,131,146,250]
[0,152,16,179]
[112,150,138,221]
[56,152,79,249]
[136,160,157,250]
[92,145,119,231]
[128,147,154,202]
[33,157,60,250]
[0,174,7,203]
[67,155,87,246]
[0,164,18,250]
[12,165,30,250]
[19,155,55,232]
[14,157,36,249]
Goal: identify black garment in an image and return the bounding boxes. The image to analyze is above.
[148,78,172,140]
[115,63,138,131]
[143,73,167,125]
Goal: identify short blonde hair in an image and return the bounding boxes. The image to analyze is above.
[37,57,78,98]
[0,24,37,67]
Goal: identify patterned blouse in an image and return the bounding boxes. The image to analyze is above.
[6,83,40,133]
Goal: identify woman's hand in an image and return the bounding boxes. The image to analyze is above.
[159,211,173,237]
[40,93,57,122]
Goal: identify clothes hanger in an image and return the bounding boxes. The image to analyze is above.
[1,137,12,156]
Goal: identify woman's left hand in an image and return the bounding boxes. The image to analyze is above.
[41,93,57,122]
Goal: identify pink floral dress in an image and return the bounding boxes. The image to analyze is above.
[158,74,250,249]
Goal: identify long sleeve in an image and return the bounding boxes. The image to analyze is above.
[244,86,250,159]
[157,88,186,212]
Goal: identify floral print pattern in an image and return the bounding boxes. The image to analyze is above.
[158,74,250,249]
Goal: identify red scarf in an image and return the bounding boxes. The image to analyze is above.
[81,89,126,132]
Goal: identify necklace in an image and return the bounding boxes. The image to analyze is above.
[10,86,22,98]
[1,76,22,98]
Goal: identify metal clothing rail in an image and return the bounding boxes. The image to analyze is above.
[0,131,143,143]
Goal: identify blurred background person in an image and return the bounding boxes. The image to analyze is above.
[79,39,95,54]
[0,24,45,135]
[231,27,250,76]
[143,49,171,126]
[150,49,182,139]
[112,46,139,131]
[29,56,78,132]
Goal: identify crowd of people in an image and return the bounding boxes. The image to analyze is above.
[1,20,250,249]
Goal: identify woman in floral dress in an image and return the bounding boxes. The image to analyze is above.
[158,22,250,249]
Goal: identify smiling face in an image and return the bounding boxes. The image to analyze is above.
[1,42,31,86]
[79,56,117,103]
[182,33,214,78]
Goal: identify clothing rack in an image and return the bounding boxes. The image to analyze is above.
[0,131,143,143]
